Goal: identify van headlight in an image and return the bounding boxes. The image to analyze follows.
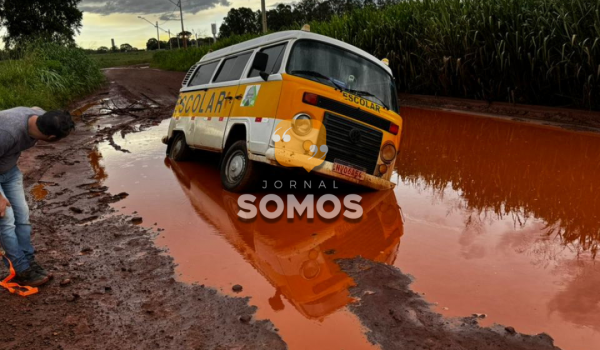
[381,143,396,163]
[292,114,312,136]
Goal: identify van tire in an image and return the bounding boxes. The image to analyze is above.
[169,133,191,161]
[221,140,258,192]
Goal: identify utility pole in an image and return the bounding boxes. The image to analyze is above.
[156,21,160,50]
[158,27,173,50]
[138,16,160,50]
[261,0,267,33]
[169,0,187,48]
[192,29,199,47]
[211,23,217,43]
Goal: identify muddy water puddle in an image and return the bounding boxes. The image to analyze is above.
[30,183,50,201]
[93,109,599,350]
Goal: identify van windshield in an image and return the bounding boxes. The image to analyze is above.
[287,40,399,113]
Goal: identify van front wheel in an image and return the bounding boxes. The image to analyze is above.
[169,133,191,161]
[221,140,258,192]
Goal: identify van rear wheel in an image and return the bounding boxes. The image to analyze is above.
[169,133,191,161]
[221,140,258,192]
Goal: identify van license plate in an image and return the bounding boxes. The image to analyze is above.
[332,161,366,180]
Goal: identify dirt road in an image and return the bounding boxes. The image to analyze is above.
[0,67,566,349]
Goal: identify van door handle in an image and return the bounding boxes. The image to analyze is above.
[224,96,233,101]
[235,95,243,100]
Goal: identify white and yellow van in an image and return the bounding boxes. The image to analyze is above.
[164,30,402,192]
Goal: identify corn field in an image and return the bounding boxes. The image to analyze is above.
[311,0,600,109]
[153,0,600,109]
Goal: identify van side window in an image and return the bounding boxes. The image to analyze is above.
[249,43,287,78]
[189,61,219,86]
[213,52,252,83]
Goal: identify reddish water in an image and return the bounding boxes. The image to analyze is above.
[94,108,600,350]
[30,183,49,201]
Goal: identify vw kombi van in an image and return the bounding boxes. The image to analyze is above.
[164,30,402,192]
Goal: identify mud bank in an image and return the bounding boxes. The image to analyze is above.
[0,67,285,350]
[399,94,600,132]
[340,258,560,350]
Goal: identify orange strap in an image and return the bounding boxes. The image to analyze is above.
[0,251,39,297]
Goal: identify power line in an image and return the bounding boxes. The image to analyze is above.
[138,16,162,50]
[159,3,180,25]
[167,0,187,48]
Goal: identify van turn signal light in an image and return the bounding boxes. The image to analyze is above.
[303,92,319,106]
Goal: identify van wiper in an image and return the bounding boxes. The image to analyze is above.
[290,70,345,91]
[347,89,389,110]
[291,70,389,111]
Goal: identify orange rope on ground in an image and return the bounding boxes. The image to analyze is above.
[0,250,38,297]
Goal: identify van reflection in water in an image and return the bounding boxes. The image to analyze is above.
[165,158,403,318]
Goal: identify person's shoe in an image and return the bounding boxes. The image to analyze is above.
[29,261,53,279]
[12,267,50,287]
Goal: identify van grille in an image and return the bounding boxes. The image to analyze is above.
[182,63,199,87]
[315,96,391,132]
[322,113,382,174]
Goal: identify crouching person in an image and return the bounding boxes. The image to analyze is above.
[0,107,74,287]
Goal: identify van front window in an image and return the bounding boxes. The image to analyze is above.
[287,40,398,113]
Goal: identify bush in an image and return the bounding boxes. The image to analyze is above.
[0,41,104,110]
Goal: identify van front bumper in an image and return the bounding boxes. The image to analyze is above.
[249,148,394,191]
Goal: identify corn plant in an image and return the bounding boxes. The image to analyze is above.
[311,0,600,109]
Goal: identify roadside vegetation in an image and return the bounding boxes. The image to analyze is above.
[0,42,104,110]
[0,0,104,110]
[313,0,600,109]
[154,0,599,110]
[89,50,154,69]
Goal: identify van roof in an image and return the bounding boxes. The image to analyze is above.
[200,30,392,75]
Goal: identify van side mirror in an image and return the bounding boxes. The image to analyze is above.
[252,52,269,81]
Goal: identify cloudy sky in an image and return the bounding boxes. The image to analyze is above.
[75,0,282,49]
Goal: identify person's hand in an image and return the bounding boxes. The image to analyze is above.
[0,195,10,218]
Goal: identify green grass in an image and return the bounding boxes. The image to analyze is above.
[89,50,155,69]
[0,42,104,110]
[152,0,600,109]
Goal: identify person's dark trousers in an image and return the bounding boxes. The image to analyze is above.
[0,166,34,273]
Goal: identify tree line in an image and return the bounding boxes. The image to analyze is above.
[0,0,82,49]
[145,35,214,51]
[219,0,398,38]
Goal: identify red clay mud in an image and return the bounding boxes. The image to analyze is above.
[93,117,585,348]
[395,107,600,350]
[2,67,594,350]
[0,67,285,350]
